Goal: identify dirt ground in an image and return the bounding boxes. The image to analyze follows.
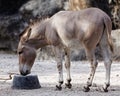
[0,52,120,96]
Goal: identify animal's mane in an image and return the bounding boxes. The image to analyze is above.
[19,17,49,38]
[19,26,30,38]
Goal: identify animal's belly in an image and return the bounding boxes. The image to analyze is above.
[62,39,83,49]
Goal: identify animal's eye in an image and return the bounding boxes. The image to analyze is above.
[18,51,23,54]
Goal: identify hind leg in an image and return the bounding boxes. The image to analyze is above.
[83,49,98,92]
[100,41,112,92]
[54,47,64,90]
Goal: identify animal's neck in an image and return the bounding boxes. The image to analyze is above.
[25,19,50,49]
[27,38,49,50]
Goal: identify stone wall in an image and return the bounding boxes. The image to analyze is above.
[109,0,120,29]
[112,29,120,60]
[0,14,24,51]
[0,0,64,51]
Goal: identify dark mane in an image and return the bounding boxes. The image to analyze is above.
[19,26,30,38]
[29,16,49,26]
[19,17,49,38]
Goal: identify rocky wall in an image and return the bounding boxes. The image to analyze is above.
[0,0,64,51]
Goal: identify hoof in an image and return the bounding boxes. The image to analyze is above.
[83,86,90,92]
[96,87,108,92]
[103,87,108,92]
[56,85,62,91]
[65,83,72,89]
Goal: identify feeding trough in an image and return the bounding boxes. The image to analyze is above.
[12,75,41,89]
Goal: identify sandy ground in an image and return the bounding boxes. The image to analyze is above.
[0,52,120,96]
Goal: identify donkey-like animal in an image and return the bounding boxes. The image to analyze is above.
[18,8,113,92]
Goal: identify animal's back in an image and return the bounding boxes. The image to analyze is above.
[51,8,110,27]
[50,8,110,49]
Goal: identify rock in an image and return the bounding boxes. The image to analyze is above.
[12,75,41,89]
[20,0,64,21]
[109,0,120,29]
[0,0,65,51]
[0,0,28,15]
[112,29,120,61]
[0,14,26,51]
[0,0,28,51]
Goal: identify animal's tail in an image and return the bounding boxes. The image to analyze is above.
[104,17,114,53]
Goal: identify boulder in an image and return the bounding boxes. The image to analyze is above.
[0,14,25,51]
[19,0,65,21]
[109,0,120,29]
[0,0,28,51]
[0,0,65,51]
[112,29,120,60]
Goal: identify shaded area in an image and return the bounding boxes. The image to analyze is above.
[0,0,28,15]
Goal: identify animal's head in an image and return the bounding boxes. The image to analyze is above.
[18,18,49,76]
[17,27,37,76]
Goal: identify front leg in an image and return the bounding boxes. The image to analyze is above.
[64,48,72,89]
[56,62,63,90]
[54,47,64,90]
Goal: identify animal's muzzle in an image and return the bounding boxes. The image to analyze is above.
[20,70,30,76]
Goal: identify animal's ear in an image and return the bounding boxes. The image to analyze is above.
[26,28,31,41]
